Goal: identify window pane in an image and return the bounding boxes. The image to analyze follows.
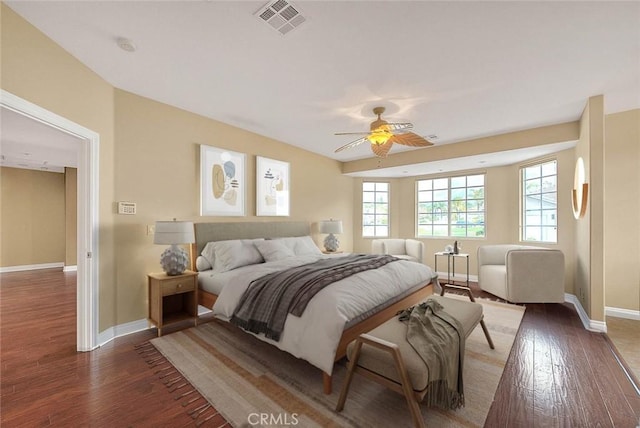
[375,193,388,203]
[525,226,541,241]
[418,180,432,191]
[541,176,556,192]
[525,165,541,179]
[542,209,556,226]
[451,200,466,212]
[417,202,432,213]
[375,225,388,236]
[433,190,448,201]
[417,225,432,236]
[451,188,465,200]
[363,182,375,191]
[467,186,484,199]
[418,191,432,202]
[469,225,485,237]
[375,215,388,225]
[363,214,375,226]
[363,192,375,202]
[451,225,467,236]
[363,203,375,214]
[363,226,375,236]
[541,161,557,177]
[525,195,541,210]
[433,178,448,189]
[469,213,484,225]
[376,203,389,214]
[433,225,448,236]
[451,176,466,188]
[468,175,484,187]
[525,178,541,195]
[375,182,389,191]
[541,227,557,242]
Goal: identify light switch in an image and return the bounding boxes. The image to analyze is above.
[147,225,155,236]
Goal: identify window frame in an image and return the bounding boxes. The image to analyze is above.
[415,173,486,239]
[520,159,558,243]
[362,181,390,238]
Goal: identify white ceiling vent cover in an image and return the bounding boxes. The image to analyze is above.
[255,0,306,35]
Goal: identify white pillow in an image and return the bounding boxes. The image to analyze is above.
[254,239,295,262]
[201,242,217,267]
[213,239,264,273]
[195,256,212,272]
[276,236,322,256]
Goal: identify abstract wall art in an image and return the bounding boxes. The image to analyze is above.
[256,156,290,216]
[200,144,245,216]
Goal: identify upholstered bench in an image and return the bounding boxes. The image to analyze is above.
[336,295,495,428]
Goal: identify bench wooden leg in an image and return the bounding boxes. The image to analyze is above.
[480,318,495,349]
[323,372,332,395]
[336,340,363,411]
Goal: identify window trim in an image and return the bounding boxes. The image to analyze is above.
[362,180,390,238]
[519,158,558,244]
[415,173,486,239]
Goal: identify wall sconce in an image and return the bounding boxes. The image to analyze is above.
[572,157,588,219]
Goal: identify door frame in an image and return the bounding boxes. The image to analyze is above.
[1,90,100,351]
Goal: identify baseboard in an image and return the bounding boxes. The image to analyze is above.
[606,306,640,321]
[97,318,149,347]
[63,265,78,272]
[0,262,64,273]
[565,293,608,333]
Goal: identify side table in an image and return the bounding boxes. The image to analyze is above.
[148,270,198,336]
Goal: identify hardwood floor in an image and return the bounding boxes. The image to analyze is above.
[1,270,639,427]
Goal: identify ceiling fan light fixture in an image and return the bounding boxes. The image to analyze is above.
[367,131,392,145]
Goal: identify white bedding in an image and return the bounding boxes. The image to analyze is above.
[201,254,434,375]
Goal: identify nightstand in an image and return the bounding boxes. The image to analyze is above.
[148,270,198,336]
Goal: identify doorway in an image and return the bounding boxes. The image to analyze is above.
[0,90,100,351]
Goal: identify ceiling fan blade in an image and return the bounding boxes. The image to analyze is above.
[334,136,368,153]
[388,132,434,147]
[334,131,370,136]
[371,141,393,158]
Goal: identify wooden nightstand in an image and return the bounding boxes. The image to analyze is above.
[148,270,198,336]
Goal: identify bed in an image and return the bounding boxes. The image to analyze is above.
[189,221,436,394]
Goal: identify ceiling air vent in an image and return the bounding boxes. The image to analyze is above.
[255,0,306,35]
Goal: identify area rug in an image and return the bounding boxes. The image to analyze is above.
[151,296,525,427]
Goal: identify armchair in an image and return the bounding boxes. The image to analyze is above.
[477,245,565,303]
[371,239,425,264]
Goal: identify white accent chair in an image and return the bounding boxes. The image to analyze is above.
[371,239,425,264]
[477,245,565,303]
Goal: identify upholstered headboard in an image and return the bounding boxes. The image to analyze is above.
[190,221,310,269]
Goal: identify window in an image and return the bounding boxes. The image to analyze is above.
[416,174,485,238]
[362,182,389,237]
[521,160,557,243]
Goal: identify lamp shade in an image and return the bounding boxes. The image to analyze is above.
[319,220,343,235]
[153,221,195,245]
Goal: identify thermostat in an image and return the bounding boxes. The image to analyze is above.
[117,201,136,215]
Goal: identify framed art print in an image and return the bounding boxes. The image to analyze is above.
[256,156,290,216]
[200,144,245,216]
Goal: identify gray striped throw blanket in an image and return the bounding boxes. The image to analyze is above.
[230,254,399,341]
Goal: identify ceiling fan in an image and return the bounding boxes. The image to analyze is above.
[334,106,434,158]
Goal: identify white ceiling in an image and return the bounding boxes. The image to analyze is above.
[0,107,81,173]
[3,1,639,175]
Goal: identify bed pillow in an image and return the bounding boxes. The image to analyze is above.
[276,236,322,256]
[213,239,265,273]
[254,239,295,262]
[195,256,213,272]
[201,242,217,267]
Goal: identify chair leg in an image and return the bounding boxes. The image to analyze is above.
[390,347,426,428]
[336,340,363,412]
[480,318,495,349]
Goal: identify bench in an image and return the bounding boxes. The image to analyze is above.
[336,295,495,428]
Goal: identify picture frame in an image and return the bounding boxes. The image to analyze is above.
[256,156,290,216]
[200,144,246,216]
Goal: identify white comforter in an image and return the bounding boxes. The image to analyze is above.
[210,254,434,374]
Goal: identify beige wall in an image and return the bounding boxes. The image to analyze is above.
[113,90,354,324]
[65,167,77,266]
[0,167,66,266]
[2,4,117,331]
[604,109,640,312]
[352,149,576,294]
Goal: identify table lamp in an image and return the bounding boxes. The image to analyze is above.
[153,220,195,275]
[319,219,343,252]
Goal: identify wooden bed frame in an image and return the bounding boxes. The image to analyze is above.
[189,221,436,394]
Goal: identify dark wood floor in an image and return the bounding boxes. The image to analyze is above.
[1,270,639,427]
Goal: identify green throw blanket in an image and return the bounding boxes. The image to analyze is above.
[398,299,465,410]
